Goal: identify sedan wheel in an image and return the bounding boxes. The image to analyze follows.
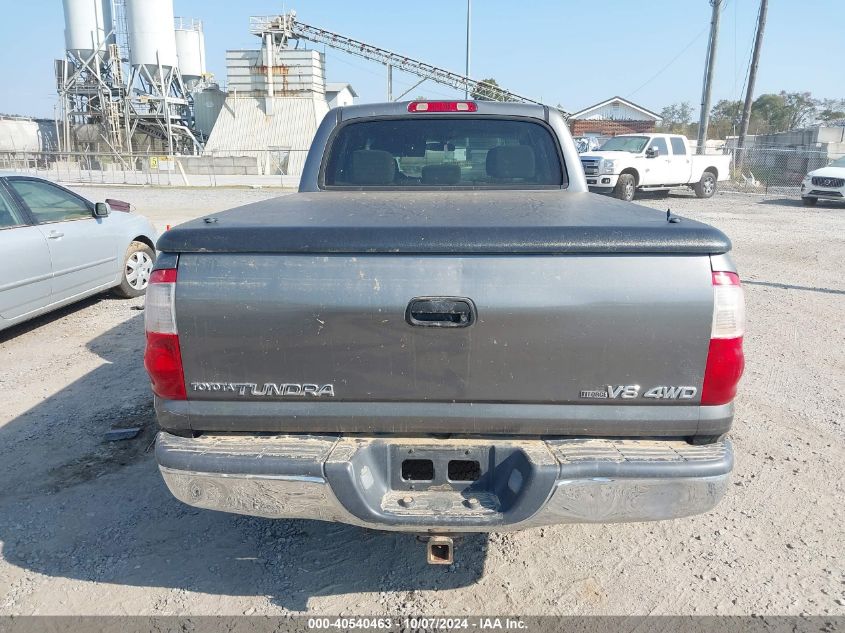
[115,241,156,298]
[126,251,153,290]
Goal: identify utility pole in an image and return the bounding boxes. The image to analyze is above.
[696,0,722,154]
[465,0,471,99]
[736,0,768,163]
[387,64,393,101]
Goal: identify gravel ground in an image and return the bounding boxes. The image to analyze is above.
[0,186,842,616]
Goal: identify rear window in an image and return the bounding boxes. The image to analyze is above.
[323,117,564,188]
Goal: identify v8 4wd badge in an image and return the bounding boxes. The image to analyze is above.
[580,385,697,400]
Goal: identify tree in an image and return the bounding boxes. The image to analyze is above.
[780,91,817,130]
[471,78,508,102]
[708,99,743,139]
[669,91,844,140]
[750,92,817,133]
[749,93,785,133]
[658,102,694,134]
[701,92,829,137]
[710,100,743,127]
[816,98,845,124]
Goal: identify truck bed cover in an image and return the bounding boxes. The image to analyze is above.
[156,190,731,255]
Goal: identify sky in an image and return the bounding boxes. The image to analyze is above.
[1,0,843,119]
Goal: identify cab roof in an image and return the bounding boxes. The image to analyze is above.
[339,100,549,121]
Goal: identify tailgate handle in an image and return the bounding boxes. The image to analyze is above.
[406,297,476,328]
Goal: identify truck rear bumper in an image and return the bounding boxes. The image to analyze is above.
[156,432,732,532]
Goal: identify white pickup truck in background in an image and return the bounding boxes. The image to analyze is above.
[580,133,731,201]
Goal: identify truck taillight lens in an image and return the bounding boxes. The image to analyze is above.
[144,268,186,400]
[710,272,745,339]
[701,271,745,406]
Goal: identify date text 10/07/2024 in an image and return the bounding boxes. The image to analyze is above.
[306,617,529,630]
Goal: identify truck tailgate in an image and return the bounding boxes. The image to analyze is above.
[172,253,716,429]
[158,191,730,436]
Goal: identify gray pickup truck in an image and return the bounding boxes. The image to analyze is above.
[146,101,745,564]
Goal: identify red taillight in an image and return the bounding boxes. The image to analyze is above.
[701,270,745,406]
[407,101,478,113]
[144,332,186,400]
[143,267,186,400]
[150,268,177,284]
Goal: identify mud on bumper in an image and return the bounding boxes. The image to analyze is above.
[156,432,732,532]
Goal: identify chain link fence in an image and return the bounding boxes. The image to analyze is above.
[574,137,837,197]
[0,150,311,188]
[720,146,832,196]
[0,145,837,196]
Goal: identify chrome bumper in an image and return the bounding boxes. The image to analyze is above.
[157,433,732,532]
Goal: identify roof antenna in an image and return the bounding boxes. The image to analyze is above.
[667,208,681,224]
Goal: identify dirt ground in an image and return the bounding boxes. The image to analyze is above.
[0,186,842,616]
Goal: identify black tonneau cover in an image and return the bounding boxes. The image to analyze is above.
[157,191,731,255]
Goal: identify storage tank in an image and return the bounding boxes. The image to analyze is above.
[62,0,114,62]
[0,118,58,152]
[74,123,106,144]
[193,85,226,138]
[126,0,178,74]
[174,18,206,89]
[0,119,43,152]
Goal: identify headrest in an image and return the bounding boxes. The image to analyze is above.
[486,145,536,179]
[350,150,396,185]
[421,163,461,185]
[426,142,456,152]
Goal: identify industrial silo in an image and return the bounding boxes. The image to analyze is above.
[125,0,178,75]
[61,0,114,62]
[174,18,207,90]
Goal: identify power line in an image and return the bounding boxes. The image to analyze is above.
[628,0,731,102]
[733,0,737,100]
[627,26,709,99]
[737,5,760,103]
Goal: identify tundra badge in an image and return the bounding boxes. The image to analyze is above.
[191,382,336,397]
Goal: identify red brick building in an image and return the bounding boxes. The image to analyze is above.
[568,96,662,138]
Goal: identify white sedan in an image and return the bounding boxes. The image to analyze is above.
[0,175,157,332]
[801,156,845,206]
